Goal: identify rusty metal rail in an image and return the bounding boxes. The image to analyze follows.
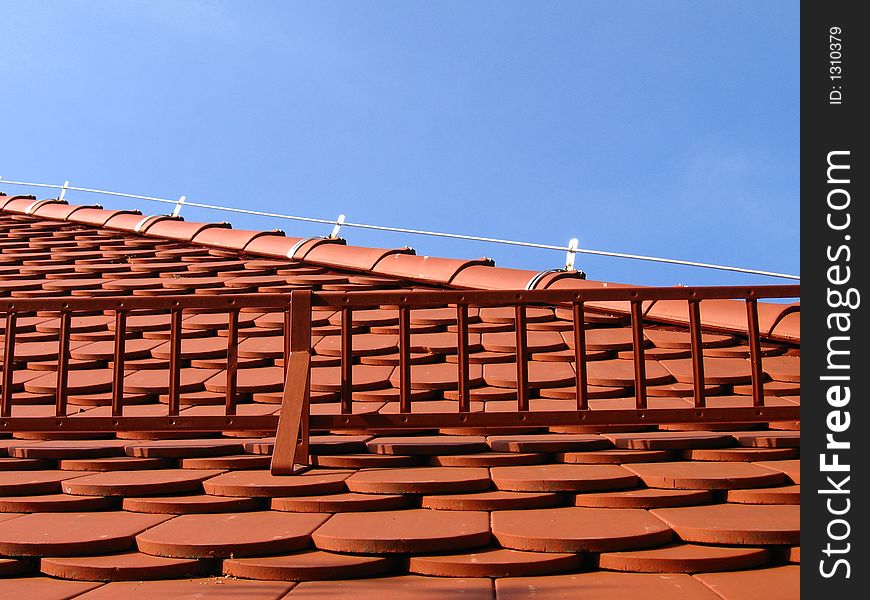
[0,285,800,474]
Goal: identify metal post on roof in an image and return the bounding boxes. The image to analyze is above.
[171,195,186,218]
[58,180,70,202]
[565,238,579,271]
[329,214,346,239]
[170,195,186,218]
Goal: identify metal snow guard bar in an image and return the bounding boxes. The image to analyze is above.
[0,285,799,474]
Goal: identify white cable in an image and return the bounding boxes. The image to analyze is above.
[0,177,800,280]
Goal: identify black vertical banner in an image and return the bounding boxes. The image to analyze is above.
[802,1,868,597]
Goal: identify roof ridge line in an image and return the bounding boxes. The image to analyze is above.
[0,195,799,343]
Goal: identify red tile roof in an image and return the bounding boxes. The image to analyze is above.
[0,193,799,596]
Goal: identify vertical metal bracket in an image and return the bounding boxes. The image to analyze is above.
[329,214,345,239]
[171,195,186,218]
[58,180,70,202]
[565,238,579,271]
[271,290,313,475]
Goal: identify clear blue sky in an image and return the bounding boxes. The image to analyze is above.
[2,1,799,287]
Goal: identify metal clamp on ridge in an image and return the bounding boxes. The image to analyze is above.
[329,214,346,239]
[170,195,186,218]
[565,238,579,271]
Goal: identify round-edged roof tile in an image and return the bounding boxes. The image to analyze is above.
[23,370,114,395]
[558,449,674,464]
[409,547,582,578]
[481,330,566,353]
[492,506,673,552]
[660,357,752,385]
[410,331,482,354]
[624,462,786,490]
[645,382,725,397]
[223,549,396,581]
[574,488,714,509]
[357,350,440,366]
[407,307,480,325]
[366,435,487,455]
[180,454,272,470]
[492,464,638,492]
[181,311,260,330]
[479,306,555,323]
[66,391,154,407]
[123,368,221,394]
[124,439,245,458]
[149,337,228,360]
[160,276,225,290]
[345,467,490,494]
[0,511,171,556]
[58,456,174,471]
[2,340,64,362]
[272,492,409,513]
[314,334,398,357]
[311,453,421,468]
[563,327,636,351]
[682,447,798,462]
[351,386,439,402]
[598,543,769,573]
[102,278,171,293]
[311,364,394,391]
[445,350,516,364]
[203,469,351,498]
[643,329,735,349]
[487,433,610,453]
[586,359,674,387]
[7,440,128,460]
[605,431,734,450]
[731,431,800,448]
[538,384,626,399]
[483,361,576,389]
[726,484,800,505]
[326,308,397,328]
[0,493,116,513]
[651,504,800,545]
[62,469,223,497]
[136,511,330,558]
[122,494,263,514]
[0,470,95,496]
[203,366,285,394]
[40,551,212,581]
[237,335,288,359]
[387,363,483,390]
[617,347,693,360]
[421,490,562,511]
[71,339,163,361]
[312,509,491,554]
[428,451,547,467]
[733,380,800,396]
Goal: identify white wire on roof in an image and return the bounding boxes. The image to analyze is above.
[0,177,800,281]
